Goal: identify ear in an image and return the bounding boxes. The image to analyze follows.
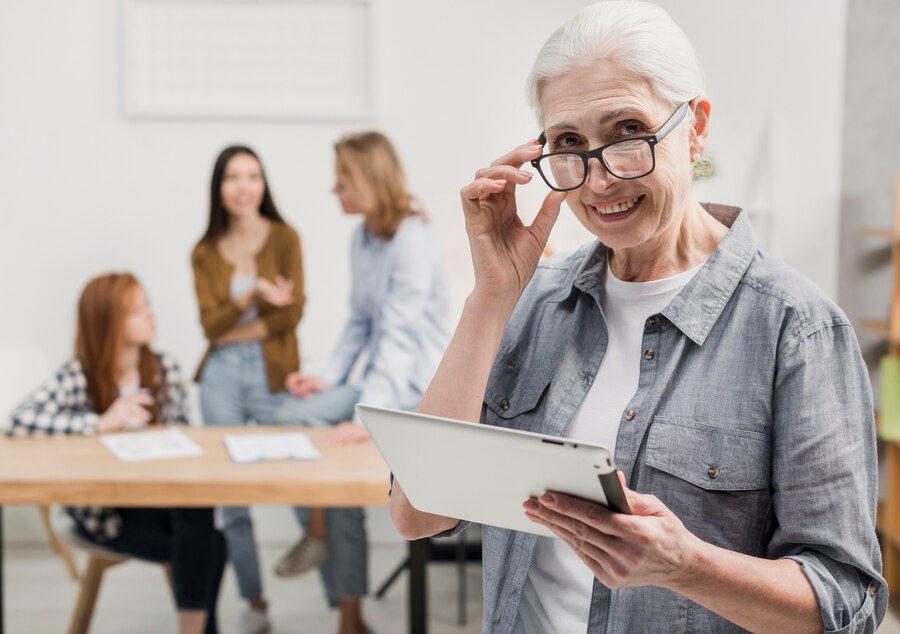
[689,98,711,159]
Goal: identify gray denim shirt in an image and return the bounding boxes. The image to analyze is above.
[452,205,885,633]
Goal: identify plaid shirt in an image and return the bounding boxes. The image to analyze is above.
[7,352,189,541]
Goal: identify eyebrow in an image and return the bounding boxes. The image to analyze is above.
[544,108,641,135]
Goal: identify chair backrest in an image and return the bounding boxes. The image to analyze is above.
[0,344,51,431]
[50,507,125,559]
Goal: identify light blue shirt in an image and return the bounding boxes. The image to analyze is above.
[442,204,885,633]
[323,216,451,418]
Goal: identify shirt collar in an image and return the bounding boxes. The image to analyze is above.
[360,224,387,248]
[549,204,757,346]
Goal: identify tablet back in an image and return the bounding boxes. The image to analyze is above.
[356,404,621,537]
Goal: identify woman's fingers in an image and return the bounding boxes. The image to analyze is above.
[123,391,154,407]
[473,164,534,184]
[460,178,507,204]
[528,189,567,245]
[488,141,543,168]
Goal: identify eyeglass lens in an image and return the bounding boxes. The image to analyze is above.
[542,139,654,190]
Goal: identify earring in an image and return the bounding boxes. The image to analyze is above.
[692,153,702,163]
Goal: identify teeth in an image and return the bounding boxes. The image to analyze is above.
[595,196,639,214]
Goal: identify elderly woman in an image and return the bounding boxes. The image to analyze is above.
[389,2,885,633]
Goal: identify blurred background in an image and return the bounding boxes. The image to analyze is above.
[0,0,896,550]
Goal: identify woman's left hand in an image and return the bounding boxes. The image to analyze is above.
[327,421,370,446]
[257,275,295,307]
[523,472,700,590]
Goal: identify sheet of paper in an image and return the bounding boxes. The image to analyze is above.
[223,432,320,464]
[100,428,204,462]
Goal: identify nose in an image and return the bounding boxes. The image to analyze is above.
[584,156,620,192]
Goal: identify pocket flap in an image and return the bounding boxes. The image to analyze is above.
[646,417,771,491]
[483,358,551,419]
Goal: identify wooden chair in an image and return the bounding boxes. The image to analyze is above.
[52,508,174,634]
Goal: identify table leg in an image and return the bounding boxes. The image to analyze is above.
[408,538,428,634]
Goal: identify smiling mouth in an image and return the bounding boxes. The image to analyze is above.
[591,195,643,215]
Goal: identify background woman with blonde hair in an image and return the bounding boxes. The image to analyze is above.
[274,131,451,634]
[8,273,225,634]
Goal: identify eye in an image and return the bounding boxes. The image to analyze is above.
[615,120,646,137]
[549,133,584,151]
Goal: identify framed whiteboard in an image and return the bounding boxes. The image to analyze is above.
[120,0,374,120]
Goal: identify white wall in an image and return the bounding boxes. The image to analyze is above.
[0,0,848,543]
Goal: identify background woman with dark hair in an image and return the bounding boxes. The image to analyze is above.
[8,273,225,634]
[191,145,305,634]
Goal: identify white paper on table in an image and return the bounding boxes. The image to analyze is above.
[100,428,204,462]
[223,432,320,464]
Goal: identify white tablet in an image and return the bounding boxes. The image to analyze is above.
[356,404,630,538]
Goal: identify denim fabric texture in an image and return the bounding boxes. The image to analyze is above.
[199,342,287,601]
[279,384,369,605]
[449,205,884,634]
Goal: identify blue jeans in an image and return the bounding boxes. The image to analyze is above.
[277,384,369,606]
[199,342,287,601]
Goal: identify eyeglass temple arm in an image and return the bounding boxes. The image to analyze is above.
[537,131,547,146]
[654,101,691,142]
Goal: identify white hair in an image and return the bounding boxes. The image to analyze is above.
[526,1,707,125]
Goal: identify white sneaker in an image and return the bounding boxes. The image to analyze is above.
[274,535,329,577]
[237,606,271,634]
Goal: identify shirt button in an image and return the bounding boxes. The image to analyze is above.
[647,315,660,327]
[643,348,655,361]
[624,409,636,421]
[499,399,510,411]
[708,466,720,479]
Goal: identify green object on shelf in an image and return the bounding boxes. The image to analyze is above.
[881,356,900,441]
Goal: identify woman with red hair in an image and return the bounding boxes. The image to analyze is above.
[8,272,225,634]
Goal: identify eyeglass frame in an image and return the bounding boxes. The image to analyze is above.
[531,100,693,191]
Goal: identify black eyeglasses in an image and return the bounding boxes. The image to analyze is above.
[531,101,691,191]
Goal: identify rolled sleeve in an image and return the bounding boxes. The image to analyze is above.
[770,322,886,633]
[8,362,100,436]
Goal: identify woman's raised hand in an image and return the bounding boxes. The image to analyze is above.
[460,142,568,306]
[256,275,295,307]
[97,391,154,433]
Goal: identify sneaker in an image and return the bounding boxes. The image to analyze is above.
[274,535,330,577]
[237,606,271,634]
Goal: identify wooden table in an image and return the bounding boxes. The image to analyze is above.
[0,426,432,633]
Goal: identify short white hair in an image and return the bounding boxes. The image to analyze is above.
[526,1,706,125]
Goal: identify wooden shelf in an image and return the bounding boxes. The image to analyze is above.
[861,319,889,338]
[859,319,900,346]
[872,175,900,605]
[862,227,900,244]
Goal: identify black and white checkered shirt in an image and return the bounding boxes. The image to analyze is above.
[7,352,190,540]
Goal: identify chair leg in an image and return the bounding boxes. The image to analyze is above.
[374,556,410,599]
[68,556,124,634]
[39,506,80,581]
[457,538,467,626]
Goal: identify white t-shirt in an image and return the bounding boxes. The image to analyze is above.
[515,260,703,634]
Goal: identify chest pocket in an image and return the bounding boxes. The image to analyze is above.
[644,416,773,556]
[482,357,552,432]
